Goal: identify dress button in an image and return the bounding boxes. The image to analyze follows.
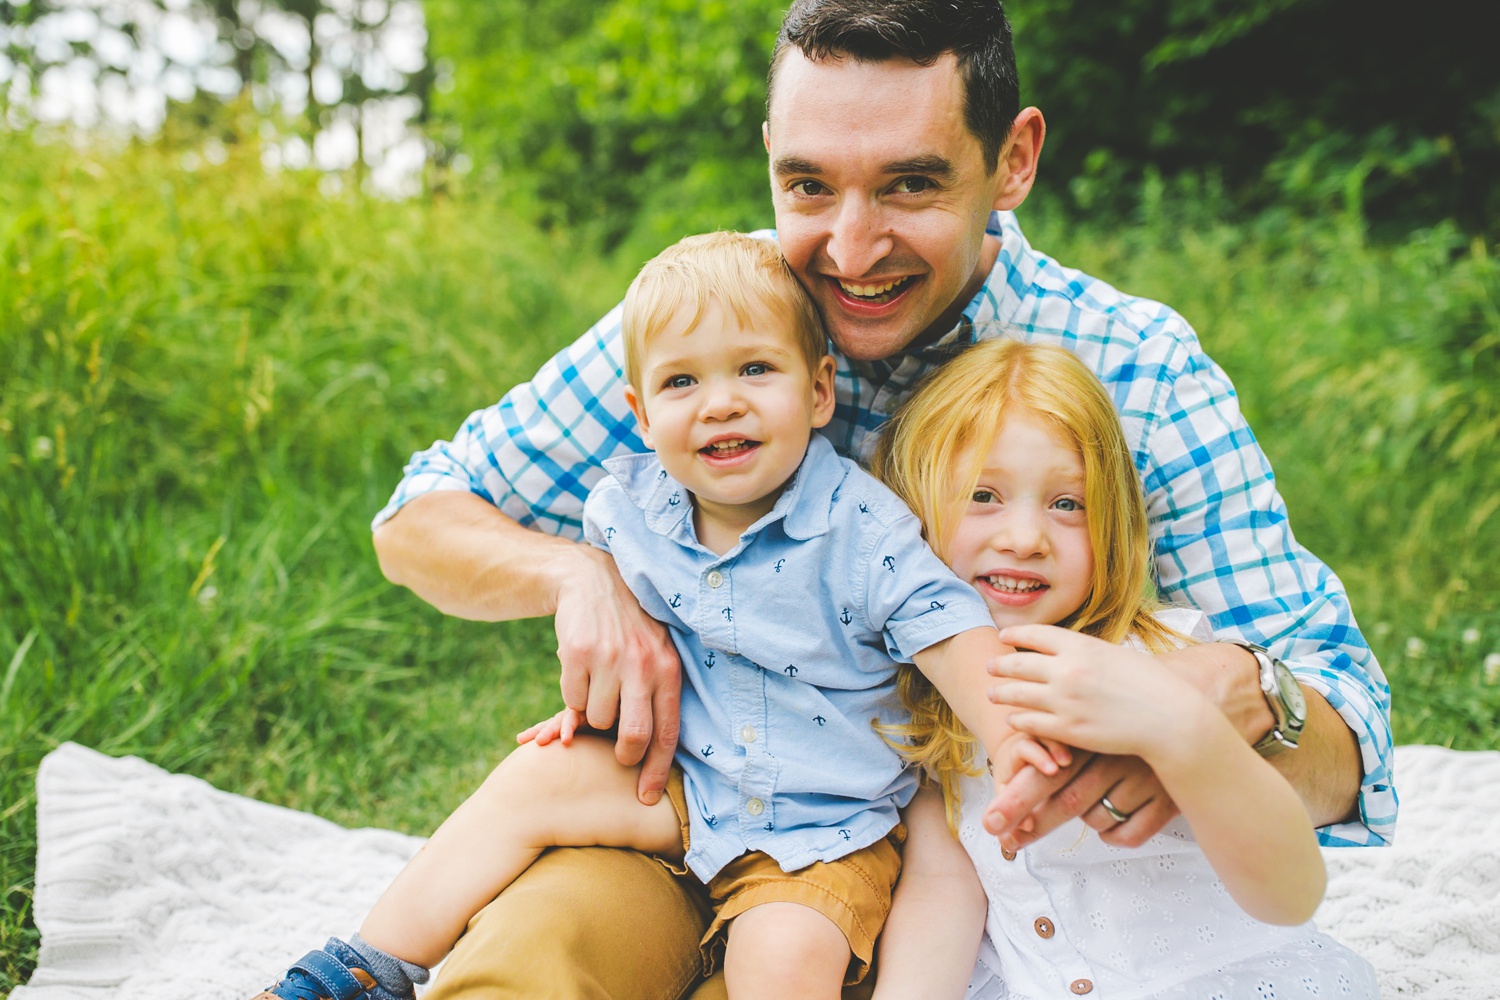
[746,798,765,816]
[706,570,724,588]
[1033,917,1054,939]
[1002,848,1017,861]
[741,725,757,743]
[1070,980,1093,995]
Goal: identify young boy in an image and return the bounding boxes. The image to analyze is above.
[253,233,1049,1000]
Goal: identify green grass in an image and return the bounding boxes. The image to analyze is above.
[1,132,1497,988]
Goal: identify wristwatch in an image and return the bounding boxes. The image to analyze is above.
[1233,641,1307,756]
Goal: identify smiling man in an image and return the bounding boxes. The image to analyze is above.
[370,2,1393,998]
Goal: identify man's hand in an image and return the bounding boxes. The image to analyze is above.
[553,546,682,804]
[985,753,1178,850]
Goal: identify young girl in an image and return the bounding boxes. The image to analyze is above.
[868,339,1378,1000]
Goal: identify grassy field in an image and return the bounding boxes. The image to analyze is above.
[2,132,1497,988]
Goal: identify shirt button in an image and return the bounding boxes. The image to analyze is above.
[1033,917,1054,939]
[1002,848,1017,861]
[746,798,765,816]
[706,570,724,588]
[1070,980,1094,995]
[740,725,757,743]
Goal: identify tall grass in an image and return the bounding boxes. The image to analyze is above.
[2,135,1496,987]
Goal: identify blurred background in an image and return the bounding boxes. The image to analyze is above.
[2,0,1497,986]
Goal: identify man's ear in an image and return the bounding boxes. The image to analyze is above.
[762,120,771,153]
[809,355,836,430]
[991,107,1046,212]
[624,384,655,450]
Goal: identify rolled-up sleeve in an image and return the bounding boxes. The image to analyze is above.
[372,304,645,540]
[1135,334,1395,846]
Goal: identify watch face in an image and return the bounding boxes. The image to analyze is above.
[1276,664,1307,723]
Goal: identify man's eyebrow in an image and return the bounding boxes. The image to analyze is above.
[885,155,954,177]
[772,155,821,177]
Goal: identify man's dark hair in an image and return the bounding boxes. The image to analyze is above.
[768,0,1020,171]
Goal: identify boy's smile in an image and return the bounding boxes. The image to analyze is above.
[625,297,835,548]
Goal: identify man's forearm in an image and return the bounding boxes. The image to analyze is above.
[373,490,595,621]
[1161,642,1361,828]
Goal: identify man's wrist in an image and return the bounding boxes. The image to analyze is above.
[1158,642,1276,745]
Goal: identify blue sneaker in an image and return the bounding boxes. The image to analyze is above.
[251,942,378,1000]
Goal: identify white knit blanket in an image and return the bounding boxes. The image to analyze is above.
[13,742,1500,999]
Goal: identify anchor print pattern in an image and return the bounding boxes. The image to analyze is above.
[668,491,681,506]
[839,608,852,625]
[705,650,716,669]
[774,559,786,573]
[669,593,682,608]
[882,555,896,573]
[784,664,798,677]
[700,745,714,758]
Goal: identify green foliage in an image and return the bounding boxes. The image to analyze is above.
[0,128,632,990]
[425,0,782,252]
[1010,0,1500,231]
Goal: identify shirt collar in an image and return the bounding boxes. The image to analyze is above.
[601,433,846,545]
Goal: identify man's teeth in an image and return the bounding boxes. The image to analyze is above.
[986,576,1044,593]
[839,276,911,300]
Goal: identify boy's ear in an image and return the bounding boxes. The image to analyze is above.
[624,384,654,450]
[809,355,836,430]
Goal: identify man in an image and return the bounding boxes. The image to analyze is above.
[372,2,1393,997]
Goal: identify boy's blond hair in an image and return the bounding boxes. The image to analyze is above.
[621,232,828,390]
[872,339,1183,825]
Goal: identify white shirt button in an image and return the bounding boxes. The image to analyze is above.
[706,570,724,588]
[741,725,757,743]
[746,797,765,816]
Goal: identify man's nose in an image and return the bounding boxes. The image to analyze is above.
[826,197,894,277]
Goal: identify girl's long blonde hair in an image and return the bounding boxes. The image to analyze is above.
[872,339,1182,825]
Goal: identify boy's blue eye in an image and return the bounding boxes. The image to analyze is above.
[665,374,695,389]
[742,362,772,377]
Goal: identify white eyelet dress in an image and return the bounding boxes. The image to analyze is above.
[958,612,1380,1000]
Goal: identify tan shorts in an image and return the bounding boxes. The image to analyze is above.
[660,767,905,985]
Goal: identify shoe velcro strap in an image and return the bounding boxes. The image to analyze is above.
[290,950,369,1000]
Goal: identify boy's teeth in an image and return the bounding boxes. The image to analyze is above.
[987,576,1043,593]
[706,439,751,453]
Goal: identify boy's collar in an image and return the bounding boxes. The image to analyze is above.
[602,433,845,544]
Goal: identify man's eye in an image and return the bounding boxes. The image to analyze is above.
[790,180,827,197]
[664,375,695,389]
[893,177,934,195]
[742,362,772,377]
[1053,496,1084,512]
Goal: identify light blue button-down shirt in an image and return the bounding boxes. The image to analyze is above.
[583,434,995,881]
[375,211,1394,847]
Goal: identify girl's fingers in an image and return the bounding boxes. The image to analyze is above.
[988,679,1055,710]
[996,623,1078,654]
[1014,737,1061,776]
[986,650,1053,679]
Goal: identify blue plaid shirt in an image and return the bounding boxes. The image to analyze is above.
[375,211,1396,848]
[585,435,995,880]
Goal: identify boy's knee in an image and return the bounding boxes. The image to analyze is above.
[728,903,850,996]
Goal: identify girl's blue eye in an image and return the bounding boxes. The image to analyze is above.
[665,374,695,389]
[1053,496,1084,512]
[972,489,997,504]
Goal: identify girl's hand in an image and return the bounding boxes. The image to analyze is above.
[987,624,1209,763]
[516,707,587,747]
[989,731,1072,784]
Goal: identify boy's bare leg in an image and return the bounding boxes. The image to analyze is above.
[359,735,682,969]
[723,902,851,1000]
